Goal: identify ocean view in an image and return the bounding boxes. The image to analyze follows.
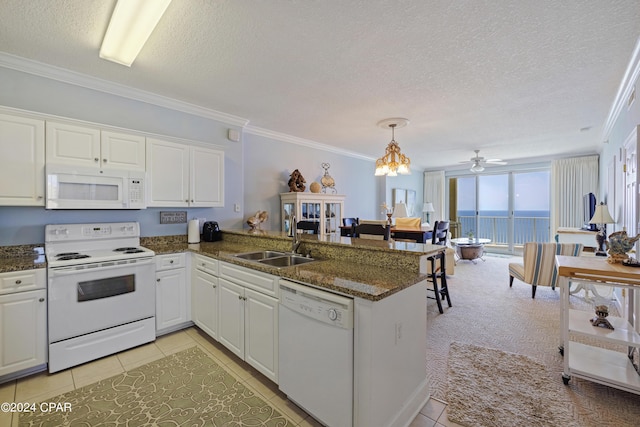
[456,210,550,244]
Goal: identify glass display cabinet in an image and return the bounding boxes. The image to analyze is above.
[280,192,345,236]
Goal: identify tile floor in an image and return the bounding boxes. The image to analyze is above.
[0,327,461,427]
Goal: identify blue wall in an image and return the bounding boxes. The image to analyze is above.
[0,65,424,245]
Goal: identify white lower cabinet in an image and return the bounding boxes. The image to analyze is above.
[193,258,279,383]
[0,269,47,378]
[155,253,190,335]
[192,262,219,339]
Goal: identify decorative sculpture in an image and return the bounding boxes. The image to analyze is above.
[288,169,306,192]
[590,304,614,330]
[605,230,640,264]
[320,163,336,194]
[309,182,321,193]
[247,210,268,231]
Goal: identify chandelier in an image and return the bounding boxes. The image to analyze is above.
[374,118,411,176]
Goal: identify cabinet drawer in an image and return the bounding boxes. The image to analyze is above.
[155,253,186,271]
[220,262,277,297]
[0,269,46,295]
[193,254,218,276]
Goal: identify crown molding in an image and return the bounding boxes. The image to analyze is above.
[244,125,376,162]
[602,36,640,141]
[0,52,249,127]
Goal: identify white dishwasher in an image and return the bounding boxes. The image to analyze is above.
[278,280,354,427]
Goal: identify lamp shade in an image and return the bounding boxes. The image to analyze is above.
[393,203,409,218]
[589,203,615,224]
[422,202,434,213]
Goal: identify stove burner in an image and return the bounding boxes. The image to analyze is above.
[56,252,80,257]
[123,249,145,254]
[114,247,139,252]
[57,254,91,261]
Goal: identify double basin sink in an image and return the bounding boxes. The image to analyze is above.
[233,250,316,268]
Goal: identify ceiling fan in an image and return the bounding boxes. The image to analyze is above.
[462,150,507,172]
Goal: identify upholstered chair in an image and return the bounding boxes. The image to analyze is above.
[509,242,583,298]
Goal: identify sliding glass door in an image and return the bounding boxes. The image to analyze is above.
[454,170,550,253]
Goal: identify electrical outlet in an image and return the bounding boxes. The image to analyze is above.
[234,203,240,212]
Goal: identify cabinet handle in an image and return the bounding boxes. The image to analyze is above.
[103,158,107,163]
[15,279,22,285]
[212,285,217,288]
[39,298,45,302]
[191,199,194,203]
[94,157,99,162]
[156,278,161,282]
[185,199,189,203]
[37,195,43,200]
[169,260,174,264]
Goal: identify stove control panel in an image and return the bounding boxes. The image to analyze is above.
[45,222,141,242]
[82,226,112,237]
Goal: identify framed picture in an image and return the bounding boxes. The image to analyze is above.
[392,188,407,207]
[406,189,416,216]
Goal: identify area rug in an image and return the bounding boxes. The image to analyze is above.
[446,342,581,427]
[19,346,293,427]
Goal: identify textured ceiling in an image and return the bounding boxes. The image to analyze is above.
[1,0,639,170]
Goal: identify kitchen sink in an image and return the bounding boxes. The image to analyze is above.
[233,250,287,260]
[258,255,316,268]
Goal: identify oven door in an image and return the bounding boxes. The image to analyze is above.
[48,257,155,343]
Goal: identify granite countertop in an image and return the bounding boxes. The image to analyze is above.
[0,245,46,273]
[145,240,430,301]
[0,231,442,301]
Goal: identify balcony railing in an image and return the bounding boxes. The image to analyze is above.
[457,215,550,245]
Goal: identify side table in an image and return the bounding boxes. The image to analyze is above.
[450,238,491,264]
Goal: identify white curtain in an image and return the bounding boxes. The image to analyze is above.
[423,170,445,222]
[551,155,599,234]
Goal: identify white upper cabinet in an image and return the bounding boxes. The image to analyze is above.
[46,121,145,171]
[147,138,224,207]
[100,130,146,170]
[0,113,45,206]
[191,146,224,207]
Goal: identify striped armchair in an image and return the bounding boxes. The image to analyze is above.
[509,242,583,298]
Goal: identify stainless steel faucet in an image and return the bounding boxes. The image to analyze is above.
[289,215,301,254]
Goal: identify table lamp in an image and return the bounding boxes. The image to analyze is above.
[589,202,615,256]
[422,202,434,225]
[393,203,409,220]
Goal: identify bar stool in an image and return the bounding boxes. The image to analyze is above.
[427,221,452,313]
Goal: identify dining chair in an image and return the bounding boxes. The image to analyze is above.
[341,218,359,236]
[297,220,320,234]
[353,223,390,241]
[427,220,451,313]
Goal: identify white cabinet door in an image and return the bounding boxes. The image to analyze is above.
[0,113,45,206]
[0,289,46,377]
[46,122,145,171]
[218,278,245,359]
[244,288,278,382]
[192,269,218,339]
[155,267,188,333]
[100,131,146,171]
[146,138,190,207]
[46,121,101,167]
[190,146,224,207]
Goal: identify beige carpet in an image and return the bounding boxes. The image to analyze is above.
[18,346,294,427]
[427,254,640,427]
[447,342,582,427]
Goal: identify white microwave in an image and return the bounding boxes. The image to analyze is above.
[46,164,146,210]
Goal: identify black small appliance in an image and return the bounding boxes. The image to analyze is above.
[202,221,222,242]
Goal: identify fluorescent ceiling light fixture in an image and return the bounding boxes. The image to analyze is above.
[100,0,172,66]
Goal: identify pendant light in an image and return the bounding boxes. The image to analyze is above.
[374,118,411,176]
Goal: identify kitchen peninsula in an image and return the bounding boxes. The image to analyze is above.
[144,229,443,427]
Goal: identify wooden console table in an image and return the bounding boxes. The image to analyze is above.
[557,255,640,394]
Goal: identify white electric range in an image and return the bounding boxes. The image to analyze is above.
[45,222,156,373]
